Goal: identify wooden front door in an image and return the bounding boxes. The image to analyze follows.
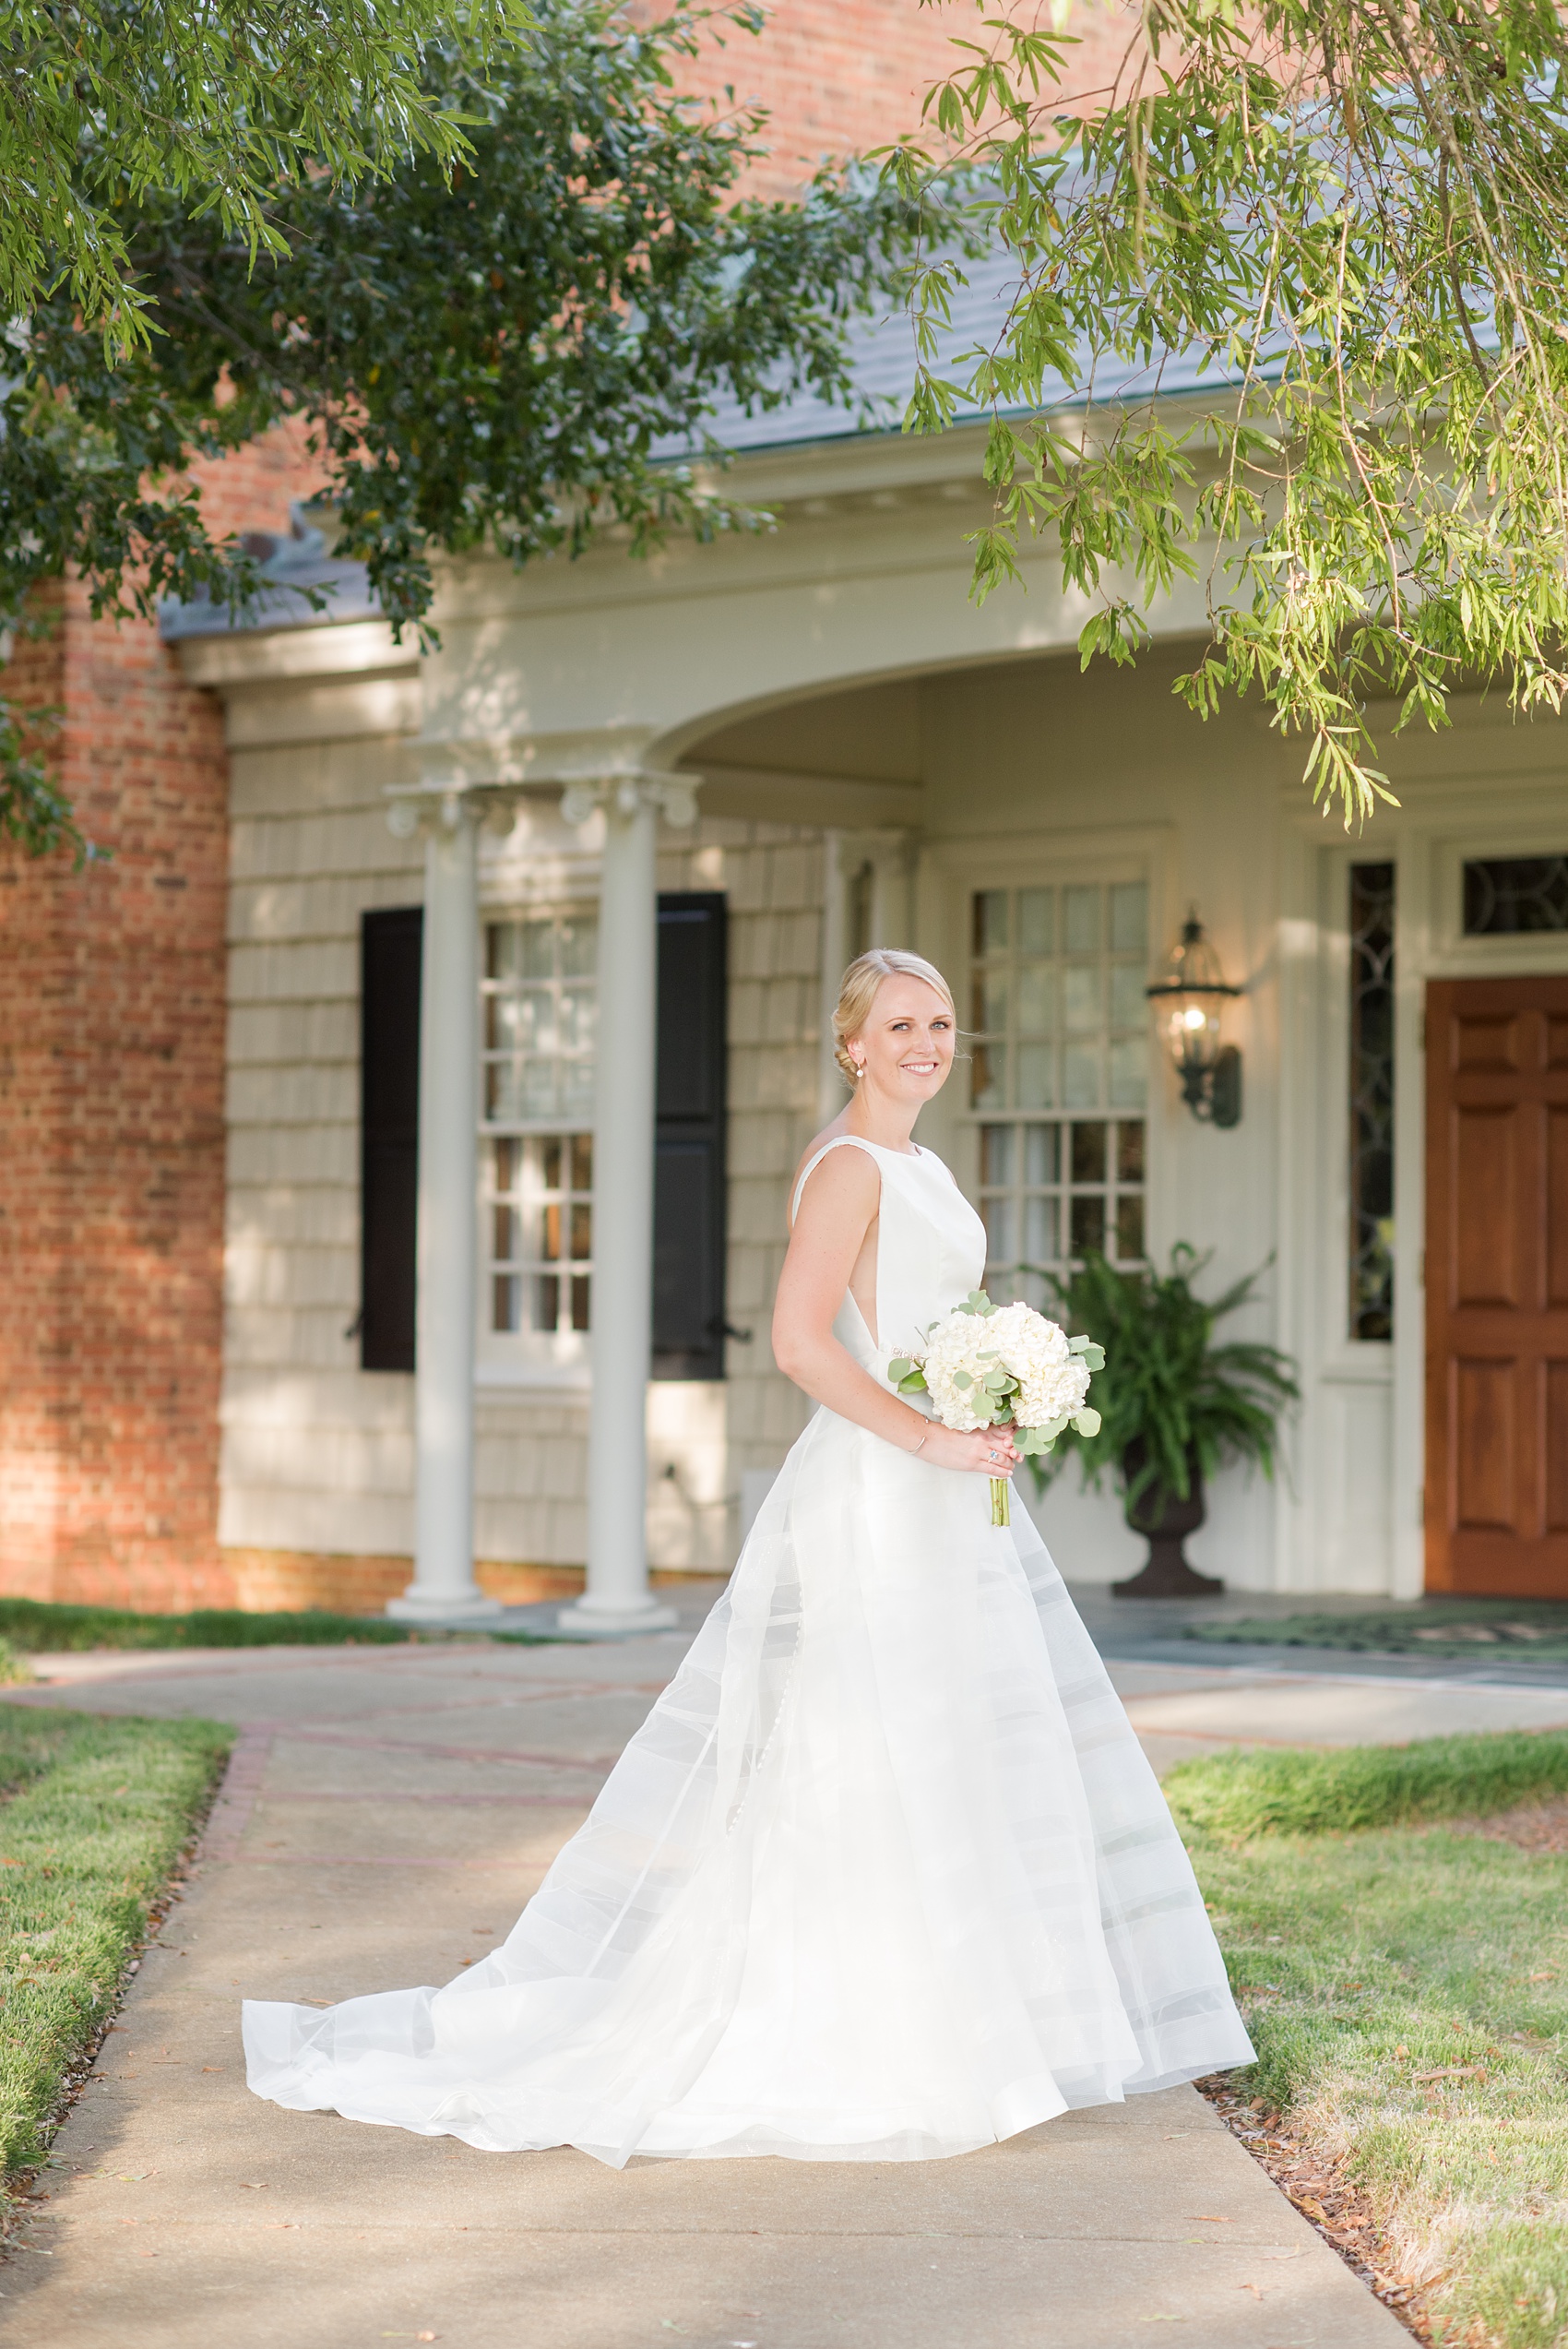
[1425,974,1568,1595]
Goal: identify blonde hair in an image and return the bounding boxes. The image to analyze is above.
[832,949,956,1081]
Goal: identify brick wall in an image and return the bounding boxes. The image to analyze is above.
[0,578,233,1606]
[649,0,1132,200]
[0,423,327,1610]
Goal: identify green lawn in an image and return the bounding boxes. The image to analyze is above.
[1183,1599,1568,1660]
[0,1705,232,2190]
[1169,1739,1568,2349]
[0,1597,559,1652]
[1170,1728,1568,1839]
[0,1597,422,1651]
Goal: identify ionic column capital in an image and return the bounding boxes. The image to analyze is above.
[559,771,700,832]
[832,825,914,878]
[384,781,528,841]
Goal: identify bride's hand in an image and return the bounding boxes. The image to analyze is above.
[917,1424,1020,1476]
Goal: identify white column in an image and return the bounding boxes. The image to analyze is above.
[817,830,851,1127]
[388,799,502,1624]
[867,833,914,951]
[557,775,692,1634]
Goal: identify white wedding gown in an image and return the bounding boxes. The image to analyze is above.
[244,1135,1253,2165]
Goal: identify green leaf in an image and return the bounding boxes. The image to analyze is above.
[2,0,927,852]
[893,0,1568,828]
[0,0,529,358]
[0,694,100,867]
[1022,1246,1299,1508]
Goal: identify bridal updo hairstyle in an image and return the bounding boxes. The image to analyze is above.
[832,949,957,1081]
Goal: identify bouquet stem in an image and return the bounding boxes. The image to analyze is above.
[990,1476,1010,1528]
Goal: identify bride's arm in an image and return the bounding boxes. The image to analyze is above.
[771,1151,1017,1476]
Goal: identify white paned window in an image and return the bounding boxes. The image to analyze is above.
[481,910,597,1364]
[968,879,1148,1306]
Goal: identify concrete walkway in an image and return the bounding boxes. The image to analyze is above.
[5,1628,1562,2349]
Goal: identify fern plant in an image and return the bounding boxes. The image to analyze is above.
[1032,1246,1301,1517]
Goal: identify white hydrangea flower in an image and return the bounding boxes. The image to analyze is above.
[920,1311,1007,1431]
[909,1294,1096,1441]
[987,1301,1091,1429]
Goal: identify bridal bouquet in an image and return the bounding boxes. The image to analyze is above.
[888,1293,1104,1527]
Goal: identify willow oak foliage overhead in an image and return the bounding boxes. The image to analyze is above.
[888,0,1568,824]
[140,6,914,629]
[2,0,918,858]
[0,0,521,353]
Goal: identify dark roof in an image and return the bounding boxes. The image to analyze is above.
[159,513,375,643]
[677,244,1250,458]
[160,246,1248,640]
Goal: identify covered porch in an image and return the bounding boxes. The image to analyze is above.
[167,400,1568,1625]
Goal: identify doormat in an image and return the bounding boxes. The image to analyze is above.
[1183,1601,1568,1660]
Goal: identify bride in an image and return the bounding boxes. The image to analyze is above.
[244,947,1253,2164]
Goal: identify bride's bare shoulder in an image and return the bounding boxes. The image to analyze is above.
[795,1114,847,1171]
[789,1121,877,1226]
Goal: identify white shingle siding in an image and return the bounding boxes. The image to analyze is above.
[219,756,826,1567]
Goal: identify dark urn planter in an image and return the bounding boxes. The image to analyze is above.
[1111,1438,1224,1599]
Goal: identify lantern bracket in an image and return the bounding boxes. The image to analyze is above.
[1146,913,1243,1128]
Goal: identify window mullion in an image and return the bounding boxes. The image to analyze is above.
[480,907,598,1361]
[969,878,1149,1302]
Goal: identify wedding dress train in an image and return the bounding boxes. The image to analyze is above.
[244,1135,1253,2164]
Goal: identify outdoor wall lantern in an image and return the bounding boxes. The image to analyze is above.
[1146,912,1243,1128]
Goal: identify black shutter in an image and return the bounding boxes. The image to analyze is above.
[360,906,422,1372]
[652,892,728,1379]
